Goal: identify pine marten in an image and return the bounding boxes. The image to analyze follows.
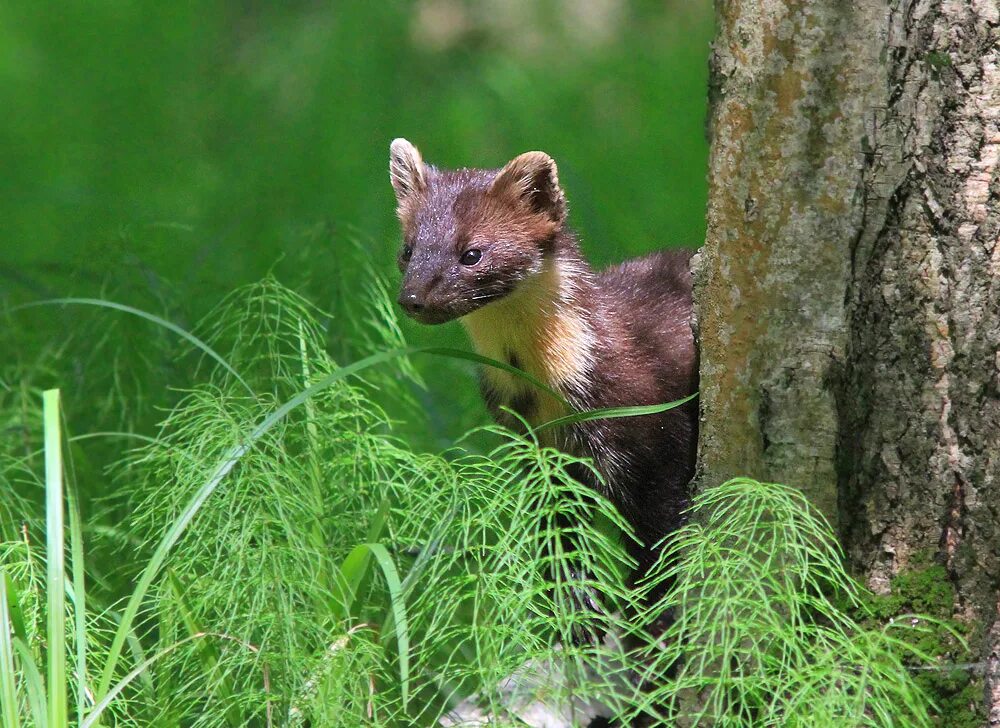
[388,138,698,584]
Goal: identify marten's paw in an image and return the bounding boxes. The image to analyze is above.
[566,564,611,648]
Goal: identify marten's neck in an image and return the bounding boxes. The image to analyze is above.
[461,245,598,416]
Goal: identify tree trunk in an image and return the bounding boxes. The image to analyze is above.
[696,0,999,722]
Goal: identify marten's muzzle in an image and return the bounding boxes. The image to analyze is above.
[397,287,457,325]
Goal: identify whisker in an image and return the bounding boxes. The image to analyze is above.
[470,292,505,302]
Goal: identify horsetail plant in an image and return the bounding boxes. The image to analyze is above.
[0,279,948,726]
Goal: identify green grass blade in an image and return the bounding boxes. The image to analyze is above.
[14,298,254,396]
[42,389,67,728]
[297,321,335,606]
[333,498,390,620]
[12,304,569,405]
[2,576,27,643]
[0,572,21,728]
[419,347,569,406]
[65,475,87,725]
[68,432,165,447]
[333,547,370,621]
[12,640,45,728]
[364,543,410,711]
[100,606,152,697]
[535,392,698,431]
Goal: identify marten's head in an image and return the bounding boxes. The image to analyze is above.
[389,138,567,325]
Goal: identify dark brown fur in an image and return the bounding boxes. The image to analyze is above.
[563,249,698,578]
[389,139,698,585]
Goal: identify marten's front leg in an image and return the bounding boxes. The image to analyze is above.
[552,461,621,648]
[552,509,612,648]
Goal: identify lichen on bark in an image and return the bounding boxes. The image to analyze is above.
[697,0,888,520]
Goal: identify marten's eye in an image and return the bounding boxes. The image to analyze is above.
[460,249,482,266]
[400,244,413,262]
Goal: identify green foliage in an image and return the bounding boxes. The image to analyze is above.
[633,478,940,727]
[0,281,953,727]
[850,553,982,728]
[1,2,712,274]
[924,51,953,80]
[1,281,638,726]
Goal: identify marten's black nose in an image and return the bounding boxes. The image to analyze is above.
[398,292,425,314]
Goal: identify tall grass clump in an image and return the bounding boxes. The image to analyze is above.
[4,279,634,726]
[0,274,946,727]
[119,281,404,724]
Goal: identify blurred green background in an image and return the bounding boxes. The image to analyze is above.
[1,0,713,445]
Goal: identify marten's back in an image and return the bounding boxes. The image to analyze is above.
[569,248,697,566]
[596,248,697,401]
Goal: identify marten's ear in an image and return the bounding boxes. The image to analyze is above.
[389,138,427,204]
[489,151,566,224]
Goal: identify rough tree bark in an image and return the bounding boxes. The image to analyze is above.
[696,0,999,722]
